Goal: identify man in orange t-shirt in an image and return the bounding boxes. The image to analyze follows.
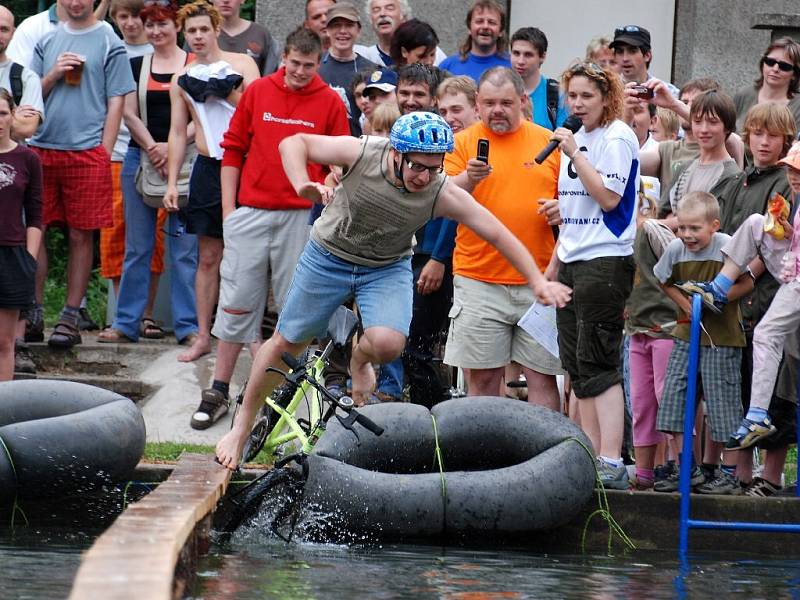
[444,66,563,408]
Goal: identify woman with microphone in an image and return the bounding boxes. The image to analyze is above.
[544,61,639,489]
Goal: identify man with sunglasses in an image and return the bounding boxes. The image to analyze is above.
[443,67,565,410]
[215,110,572,470]
[610,25,678,98]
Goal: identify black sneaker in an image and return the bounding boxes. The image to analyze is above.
[696,469,742,495]
[24,308,44,343]
[13,340,36,374]
[654,461,676,484]
[653,465,705,492]
[77,307,100,331]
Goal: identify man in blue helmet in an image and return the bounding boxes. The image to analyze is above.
[215,111,572,470]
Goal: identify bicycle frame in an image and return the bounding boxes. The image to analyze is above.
[261,341,336,457]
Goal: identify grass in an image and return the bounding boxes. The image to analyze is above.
[143,441,274,466]
[786,447,797,485]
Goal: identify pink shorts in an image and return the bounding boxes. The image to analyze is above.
[629,333,673,447]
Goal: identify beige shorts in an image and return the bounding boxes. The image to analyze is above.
[212,206,310,343]
[443,275,564,375]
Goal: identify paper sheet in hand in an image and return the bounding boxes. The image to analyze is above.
[517,302,559,358]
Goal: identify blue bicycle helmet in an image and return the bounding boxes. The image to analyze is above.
[390,111,454,154]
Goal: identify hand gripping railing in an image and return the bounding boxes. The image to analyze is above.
[677,294,800,557]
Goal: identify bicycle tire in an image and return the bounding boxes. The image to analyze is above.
[213,467,303,538]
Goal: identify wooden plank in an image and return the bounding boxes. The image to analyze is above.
[69,453,231,600]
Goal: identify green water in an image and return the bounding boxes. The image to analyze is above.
[188,540,800,599]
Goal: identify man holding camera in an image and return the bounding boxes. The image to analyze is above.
[610,25,678,97]
[444,67,564,409]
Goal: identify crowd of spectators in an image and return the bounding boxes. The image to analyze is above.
[1,0,798,496]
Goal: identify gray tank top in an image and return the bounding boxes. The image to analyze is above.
[311,136,446,267]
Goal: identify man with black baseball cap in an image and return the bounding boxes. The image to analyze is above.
[610,25,678,97]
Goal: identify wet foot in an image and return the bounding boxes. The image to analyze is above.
[350,359,376,407]
[178,335,212,362]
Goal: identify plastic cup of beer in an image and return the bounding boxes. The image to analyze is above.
[65,54,86,86]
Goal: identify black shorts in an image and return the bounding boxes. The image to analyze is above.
[557,255,635,399]
[0,245,36,310]
[185,155,222,239]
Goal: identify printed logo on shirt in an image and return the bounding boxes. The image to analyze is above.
[0,163,16,190]
[567,146,588,179]
[262,112,316,128]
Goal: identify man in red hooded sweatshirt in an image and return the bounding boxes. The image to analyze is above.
[189,26,349,430]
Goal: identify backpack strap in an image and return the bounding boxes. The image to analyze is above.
[9,62,24,107]
[545,78,559,130]
[138,54,152,127]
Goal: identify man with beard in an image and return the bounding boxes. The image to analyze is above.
[439,0,510,83]
[354,0,446,67]
[443,67,564,409]
[396,62,438,115]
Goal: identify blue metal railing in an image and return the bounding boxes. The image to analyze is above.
[677,294,800,557]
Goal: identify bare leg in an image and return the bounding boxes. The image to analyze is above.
[578,395,601,455]
[66,228,95,308]
[593,383,625,459]
[635,444,657,472]
[212,340,244,386]
[468,366,504,397]
[178,236,222,362]
[350,326,405,405]
[761,447,790,486]
[521,366,559,411]
[736,447,754,484]
[0,309,19,381]
[215,331,306,469]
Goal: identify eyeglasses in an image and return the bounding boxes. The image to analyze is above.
[405,158,444,175]
[615,25,643,36]
[144,0,172,6]
[763,56,796,73]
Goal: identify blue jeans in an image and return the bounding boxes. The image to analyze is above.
[113,147,199,341]
[277,239,413,344]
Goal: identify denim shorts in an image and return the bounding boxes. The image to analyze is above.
[276,239,413,343]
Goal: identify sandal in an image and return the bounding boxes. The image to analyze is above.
[140,317,165,340]
[48,320,82,349]
[97,328,135,344]
[190,388,229,430]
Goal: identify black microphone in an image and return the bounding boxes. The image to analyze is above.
[534,115,583,164]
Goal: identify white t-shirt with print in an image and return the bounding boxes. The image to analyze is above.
[557,118,640,263]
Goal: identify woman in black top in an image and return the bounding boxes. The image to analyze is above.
[0,89,42,380]
[98,0,198,345]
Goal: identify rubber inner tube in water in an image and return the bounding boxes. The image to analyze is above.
[302,396,595,541]
[0,380,146,503]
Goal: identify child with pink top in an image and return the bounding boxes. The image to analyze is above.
[680,142,800,450]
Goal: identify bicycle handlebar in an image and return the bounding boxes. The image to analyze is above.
[353,411,384,436]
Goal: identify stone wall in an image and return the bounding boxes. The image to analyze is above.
[674,0,800,95]
[254,0,477,58]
